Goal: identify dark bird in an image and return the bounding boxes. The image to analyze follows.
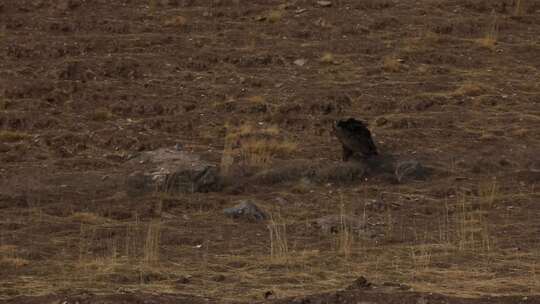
[333,118,378,161]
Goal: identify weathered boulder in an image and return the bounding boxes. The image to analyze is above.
[126,148,220,196]
[223,200,268,221]
[394,160,427,183]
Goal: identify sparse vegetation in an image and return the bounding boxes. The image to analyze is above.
[221,123,297,170]
[148,0,159,11]
[91,107,113,121]
[3,0,540,302]
[0,245,29,268]
[382,56,404,72]
[453,82,487,97]
[320,52,335,64]
[336,204,354,259]
[454,193,494,252]
[476,11,498,50]
[0,98,8,110]
[267,10,284,23]
[268,213,289,262]
[143,219,161,264]
[164,15,188,27]
[0,130,30,142]
[514,0,524,16]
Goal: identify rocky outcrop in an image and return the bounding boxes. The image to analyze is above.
[126,148,220,196]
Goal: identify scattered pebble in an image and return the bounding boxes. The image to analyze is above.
[317,1,332,7]
[294,58,307,66]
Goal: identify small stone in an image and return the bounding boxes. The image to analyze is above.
[374,117,388,126]
[294,58,307,66]
[0,143,11,153]
[317,1,332,7]
[346,276,372,290]
[125,148,221,196]
[212,274,226,282]
[223,200,268,221]
[176,276,191,284]
[264,290,276,299]
[311,214,366,234]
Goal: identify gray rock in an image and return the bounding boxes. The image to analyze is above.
[126,148,220,196]
[311,215,366,234]
[394,160,427,183]
[317,1,332,7]
[0,143,11,153]
[294,58,307,66]
[224,200,268,221]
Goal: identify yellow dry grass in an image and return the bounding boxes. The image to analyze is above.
[0,130,30,142]
[91,107,113,121]
[221,123,297,173]
[382,56,403,72]
[320,52,335,64]
[71,212,110,225]
[163,16,188,27]
[267,10,284,23]
[476,11,498,50]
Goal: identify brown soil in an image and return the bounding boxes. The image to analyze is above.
[1,0,540,303]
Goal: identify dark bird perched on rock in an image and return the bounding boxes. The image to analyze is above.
[333,118,378,161]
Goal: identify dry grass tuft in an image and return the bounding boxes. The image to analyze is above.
[382,56,404,72]
[0,98,8,110]
[336,204,354,259]
[320,52,335,64]
[71,212,109,225]
[246,95,266,103]
[454,193,493,252]
[221,123,297,173]
[239,139,297,165]
[267,10,284,23]
[410,244,432,273]
[268,213,289,263]
[478,180,499,209]
[148,0,160,11]
[514,0,524,16]
[164,16,188,27]
[0,130,30,142]
[453,82,487,97]
[476,11,498,50]
[91,108,113,121]
[143,219,161,264]
[477,36,497,50]
[0,245,29,268]
[0,257,30,268]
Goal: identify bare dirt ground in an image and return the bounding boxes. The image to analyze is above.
[1,0,540,303]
